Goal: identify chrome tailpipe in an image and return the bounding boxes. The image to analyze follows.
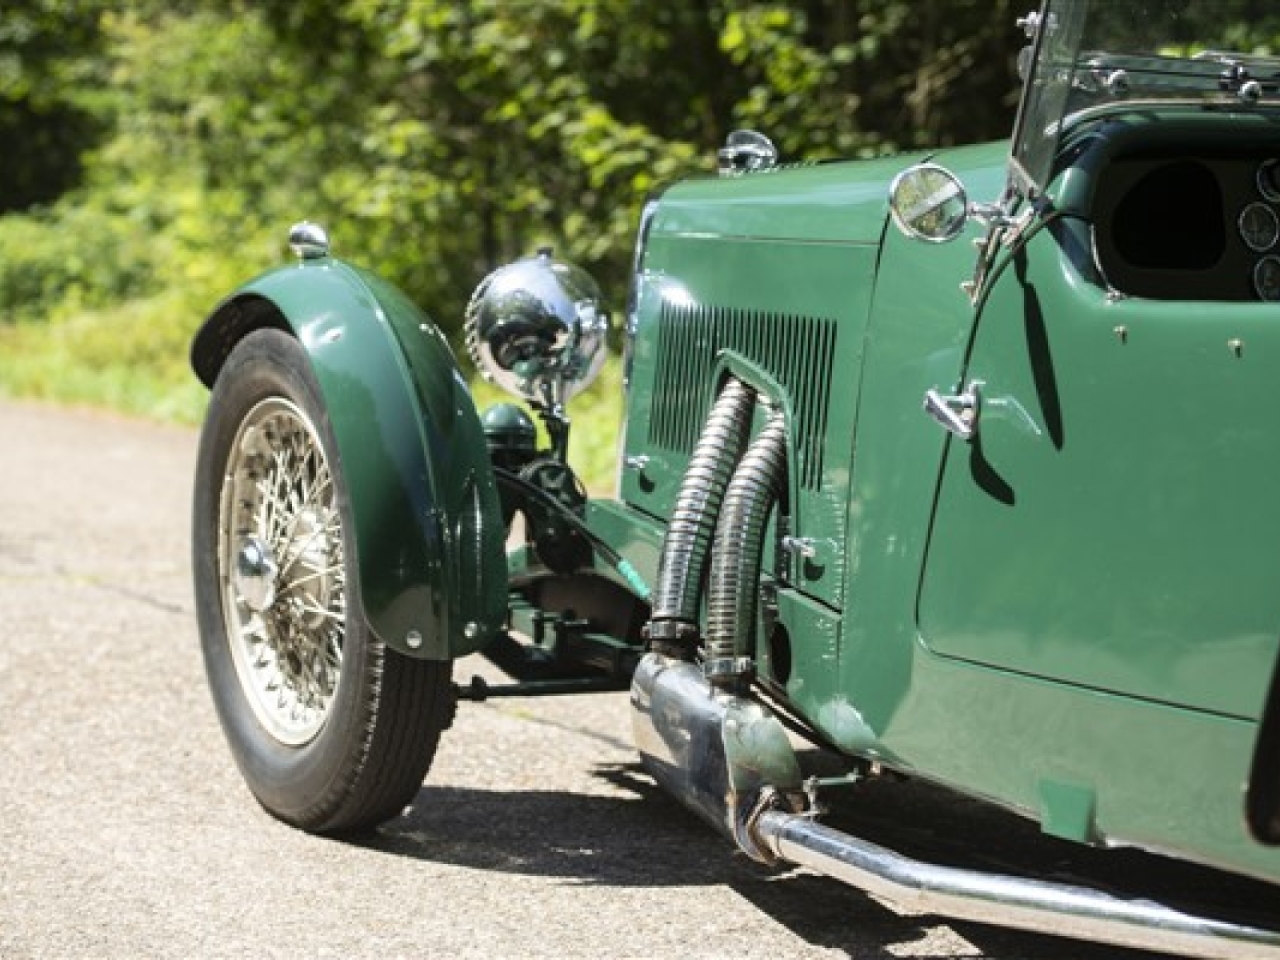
[630,651,1280,960]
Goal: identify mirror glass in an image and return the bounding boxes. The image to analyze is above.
[889,164,969,243]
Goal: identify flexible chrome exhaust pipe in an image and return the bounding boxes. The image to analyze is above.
[752,810,1280,960]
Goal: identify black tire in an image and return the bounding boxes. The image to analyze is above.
[192,329,452,833]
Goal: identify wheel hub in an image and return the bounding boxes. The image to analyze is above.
[233,536,279,613]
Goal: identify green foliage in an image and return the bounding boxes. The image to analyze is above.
[0,0,108,211]
[0,204,159,321]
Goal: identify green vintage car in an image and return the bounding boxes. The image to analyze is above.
[190,1,1280,954]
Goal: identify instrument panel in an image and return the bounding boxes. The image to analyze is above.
[1093,152,1280,301]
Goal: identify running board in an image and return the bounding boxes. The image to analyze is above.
[630,652,1280,960]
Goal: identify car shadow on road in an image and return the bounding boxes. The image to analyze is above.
[346,762,1207,959]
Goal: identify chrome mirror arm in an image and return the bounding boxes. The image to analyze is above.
[970,201,1019,231]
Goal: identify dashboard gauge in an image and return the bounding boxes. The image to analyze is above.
[1254,255,1280,302]
[1239,202,1280,252]
[1259,159,1280,202]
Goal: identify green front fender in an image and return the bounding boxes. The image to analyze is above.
[192,257,507,660]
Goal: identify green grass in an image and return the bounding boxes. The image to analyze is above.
[0,293,210,423]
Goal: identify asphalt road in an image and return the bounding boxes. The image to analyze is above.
[0,398,1269,959]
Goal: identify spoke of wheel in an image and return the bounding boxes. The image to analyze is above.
[304,638,339,703]
[269,444,299,544]
[292,600,344,623]
[272,444,330,551]
[277,563,345,595]
[273,446,331,552]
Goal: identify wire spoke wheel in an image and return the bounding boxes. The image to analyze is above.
[220,397,345,746]
[193,329,452,834]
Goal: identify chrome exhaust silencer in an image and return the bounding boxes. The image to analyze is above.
[630,651,1280,959]
[630,652,806,860]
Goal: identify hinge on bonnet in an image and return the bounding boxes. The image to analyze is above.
[962,207,1035,303]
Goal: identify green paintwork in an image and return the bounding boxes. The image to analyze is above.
[582,499,665,590]
[620,153,931,612]
[919,224,1280,718]
[195,257,507,660]
[849,137,1280,881]
[880,642,1275,878]
[596,128,1280,886]
[651,156,921,244]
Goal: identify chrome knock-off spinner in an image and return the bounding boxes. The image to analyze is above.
[232,536,279,613]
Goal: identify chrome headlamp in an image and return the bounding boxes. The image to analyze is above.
[464,248,610,410]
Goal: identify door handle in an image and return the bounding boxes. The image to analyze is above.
[923,382,982,441]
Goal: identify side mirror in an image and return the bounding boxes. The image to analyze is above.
[888,163,970,243]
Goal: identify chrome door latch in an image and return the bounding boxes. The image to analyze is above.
[780,535,817,559]
[923,381,982,441]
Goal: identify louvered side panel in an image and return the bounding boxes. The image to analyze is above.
[648,305,838,493]
[649,302,714,453]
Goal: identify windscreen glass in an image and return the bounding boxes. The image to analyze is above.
[1013,1,1280,192]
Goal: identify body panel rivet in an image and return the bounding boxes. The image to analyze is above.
[406,630,423,649]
